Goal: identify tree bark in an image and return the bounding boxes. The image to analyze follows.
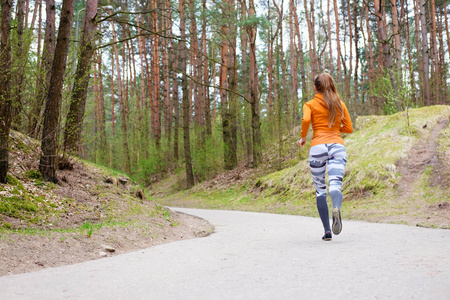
[173,43,180,161]
[202,0,211,136]
[247,0,261,167]
[239,0,252,167]
[333,0,342,86]
[63,0,98,154]
[227,0,238,169]
[374,0,400,111]
[403,0,416,106]
[345,0,353,102]
[304,0,318,81]
[289,0,298,124]
[110,20,131,174]
[292,0,307,105]
[429,0,439,103]
[180,0,194,188]
[11,0,26,129]
[418,0,431,105]
[413,0,425,106]
[151,0,161,148]
[95,46,107,164]
[29,0,56,139]
[0,0,13,183]
[39,0,75,182]
[444,5,450,63]
[327,0,334,74]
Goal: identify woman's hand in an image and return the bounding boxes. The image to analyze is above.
[298,138,306,147]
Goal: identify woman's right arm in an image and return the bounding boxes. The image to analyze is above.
[301,104,311,138]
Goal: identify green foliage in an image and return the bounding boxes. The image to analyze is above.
[191,130,224,182]
[81,221,95,238]
[136,143,169,185]
[370,69,415,115]
[6,175,22,187]
[0,195,38,219]
[24,169,43,180]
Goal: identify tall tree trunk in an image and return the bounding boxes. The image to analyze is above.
[390,0,402,66]
[289,0,299,124]
[39,0,75,183]
[163,0,172,143]
[202,0,211,136]
[110,20,131,174]
[403,0,417,107]
[437,5,447,104]
[353,1,359,106]
[219,0,235,170]
[304,0,318,82]
[413,0,425,106]
[444,5,450,62]
[0,0,13,183]
[95,46,107,164]
[273,0,290,129]
[418,0,431,105]
[29,0,56,138]
[327,0,334,74]
[110,48,116,139]
[173,43,180,161]
[189,0,203,129]
[151,0,161,148]
[239,0,251,167]
[333,0,342,86]
[63,0,98,154]
[344,0,353,102]
[180,0,194,188]
[374,0,400,111]
[227,0,238,169]
[292,1,307,105]
[247,0,261,167]
[11,0,26,129]
[390,0,403,107]
[429,0,440,104]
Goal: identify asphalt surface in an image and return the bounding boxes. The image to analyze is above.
[1,207,449,299]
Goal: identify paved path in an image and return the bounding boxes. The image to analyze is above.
[1,208,449,299]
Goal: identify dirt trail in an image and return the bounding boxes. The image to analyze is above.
[396,118,449,197]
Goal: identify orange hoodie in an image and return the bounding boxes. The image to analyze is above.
[301,93,353,147]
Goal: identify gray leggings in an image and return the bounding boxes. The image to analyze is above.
[309,143,347,207]
[309,143,347,232]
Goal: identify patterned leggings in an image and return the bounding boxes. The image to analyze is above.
[309,143,347,209]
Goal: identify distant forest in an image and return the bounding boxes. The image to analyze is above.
[0,0,448,187]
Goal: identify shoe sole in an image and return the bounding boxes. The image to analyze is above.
[332,208,342,235]
[322,237,332,241]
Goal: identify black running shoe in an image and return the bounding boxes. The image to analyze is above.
[332,208,342,235]
[322,231,332,241]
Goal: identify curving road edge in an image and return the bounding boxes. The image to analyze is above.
[0,207,449,299]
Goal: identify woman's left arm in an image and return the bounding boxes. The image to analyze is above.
[340,102,353,133]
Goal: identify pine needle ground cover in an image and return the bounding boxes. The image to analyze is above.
[157,105,450,228]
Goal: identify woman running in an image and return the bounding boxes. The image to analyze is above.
[298,73,353,241]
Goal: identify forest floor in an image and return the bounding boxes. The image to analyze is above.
[0,131,213,276]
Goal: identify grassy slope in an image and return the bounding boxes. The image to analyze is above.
[0,131,176,233]
[155,105,450,228]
